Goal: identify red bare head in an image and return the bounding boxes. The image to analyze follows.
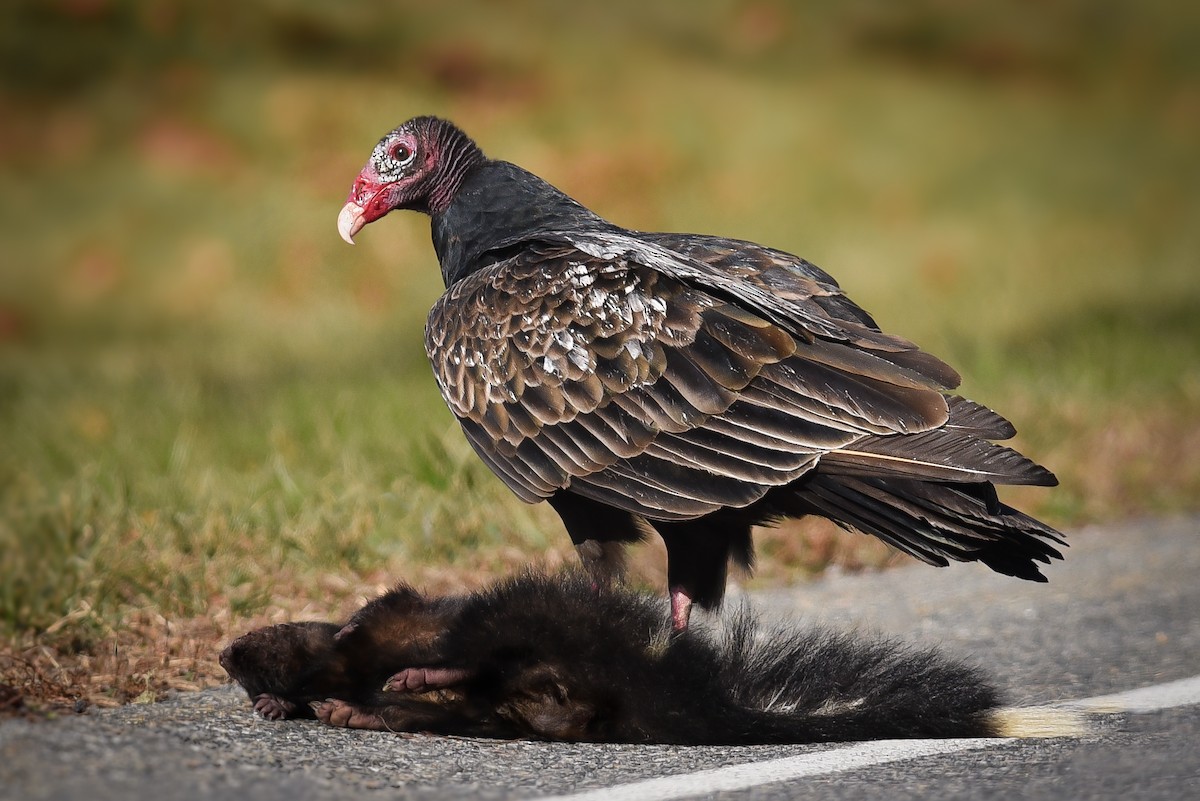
[337,116,484,244]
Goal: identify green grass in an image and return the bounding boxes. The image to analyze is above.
[1,0,1199,704]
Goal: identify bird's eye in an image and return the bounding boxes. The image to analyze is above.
[390,143,415,165]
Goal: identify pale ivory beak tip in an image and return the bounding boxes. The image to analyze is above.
[337,203,366,245]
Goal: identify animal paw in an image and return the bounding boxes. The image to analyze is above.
[252,693,298,720]
[313,699,386,730]
[384,666,471,693]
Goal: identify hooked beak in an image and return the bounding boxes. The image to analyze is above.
[337,203,366,245]
[337,172,393,245]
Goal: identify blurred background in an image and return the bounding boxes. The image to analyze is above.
[1,0,1198,703]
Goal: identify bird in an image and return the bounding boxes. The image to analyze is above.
[337,116,1064,630]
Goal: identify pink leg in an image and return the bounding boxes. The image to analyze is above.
[670,587,693,631]
[384,666,472,693]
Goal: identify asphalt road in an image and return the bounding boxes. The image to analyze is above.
[3,515,1198,801]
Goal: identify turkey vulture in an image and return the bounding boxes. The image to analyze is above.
[337,116,1063,630]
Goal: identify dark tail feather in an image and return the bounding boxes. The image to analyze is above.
[783,473,1065,581]
[815,394,1055,487]
[817,427,1058,487]
[943,395,1017,439]
[703,611,1001,743]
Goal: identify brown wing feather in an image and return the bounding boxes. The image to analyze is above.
[644,232,963,389]
[426,239,957,518]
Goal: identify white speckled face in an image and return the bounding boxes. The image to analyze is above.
[370,127,422,183]
[338,128,431,243]
[340,118,478,242]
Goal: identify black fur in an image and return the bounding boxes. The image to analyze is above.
[221,572,1001,744]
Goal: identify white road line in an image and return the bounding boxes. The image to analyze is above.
[535,739,999,801]
[1065,674,1200,713]
[533,674,1200,801]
